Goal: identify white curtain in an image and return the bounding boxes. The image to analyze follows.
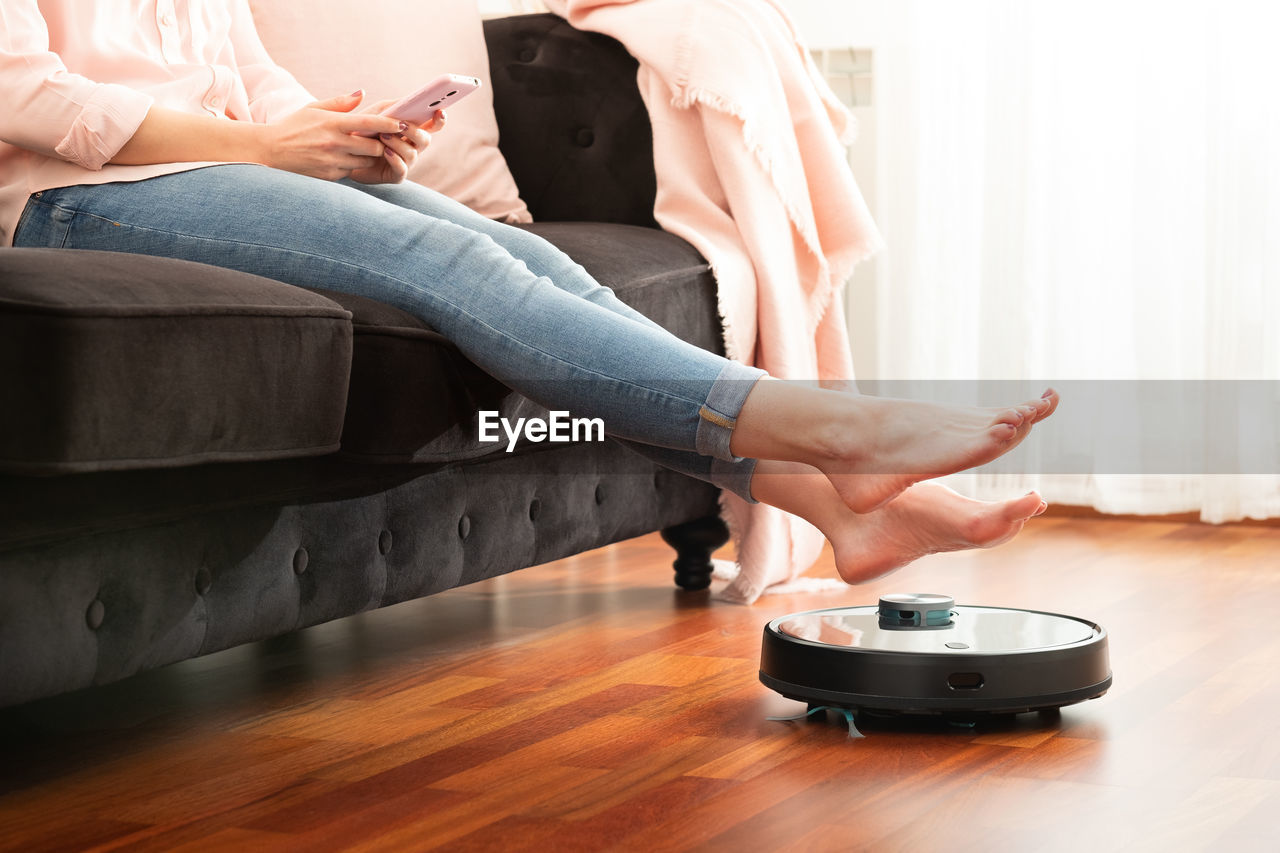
[863,0,1280,520]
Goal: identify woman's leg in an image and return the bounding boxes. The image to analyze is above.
[307,186,1060,573]
[322,180,1064,518]
[16,166,761,496]
[15,166,1056,511]
[347,180,667,332]
[348,179,758,498]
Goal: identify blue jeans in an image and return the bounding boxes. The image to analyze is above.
[14,165,762,500]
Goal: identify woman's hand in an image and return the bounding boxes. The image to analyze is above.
[348,101,446,185]
[259,91,404,181]
[108,92,438,179]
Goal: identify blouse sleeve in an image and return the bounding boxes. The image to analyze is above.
[227,0,316,124]
[0,0,154,170]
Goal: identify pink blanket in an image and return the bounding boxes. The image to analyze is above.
[545,0,883,602]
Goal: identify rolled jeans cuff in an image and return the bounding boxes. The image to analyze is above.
[710,456,759,504]
[694,362,767,461]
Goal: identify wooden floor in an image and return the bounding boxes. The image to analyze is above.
[3,515,1280,852]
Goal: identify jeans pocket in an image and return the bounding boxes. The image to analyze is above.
[12,190,77,249]
[12,195,43,247]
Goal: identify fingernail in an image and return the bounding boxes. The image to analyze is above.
[350,89,363,97]
[378,133,392,141]
[398,121,408,132]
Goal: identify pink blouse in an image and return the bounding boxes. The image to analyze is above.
[0,0,316,245]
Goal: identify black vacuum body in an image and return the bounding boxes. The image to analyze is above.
[759,594,1112,716]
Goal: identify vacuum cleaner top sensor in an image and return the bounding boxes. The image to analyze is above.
[759,594,1112,717]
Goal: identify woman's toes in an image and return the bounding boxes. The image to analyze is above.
[1000,491,1046,522]
[1012,391,1061,427]
[996,408,1025,426]
[1040,388,1060,417]
[989,422,1018,441]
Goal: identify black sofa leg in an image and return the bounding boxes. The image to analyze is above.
[660,515,730,591]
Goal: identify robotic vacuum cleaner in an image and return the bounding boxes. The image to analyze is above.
[760,594,1111,716]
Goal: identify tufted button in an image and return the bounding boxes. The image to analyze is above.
[86,599,105,630]
[528,499,542,522]
[293,547,309,575]
[194,567,212,596]
[595,484,606,505]
[575,128,595,148]
[378,530,393,555]
[518,47,537,63]
[458,515,471,540]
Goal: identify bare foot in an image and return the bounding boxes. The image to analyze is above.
[731,383,1060,513]
[826,482,1047,584]
[812,389,1059,513]
[749,465,1047,585]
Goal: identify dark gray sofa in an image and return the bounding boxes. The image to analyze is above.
[0,14,730,709]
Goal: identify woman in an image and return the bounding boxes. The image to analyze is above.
[0,0,1057,583]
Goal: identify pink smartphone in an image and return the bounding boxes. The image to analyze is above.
[372,73,480,130]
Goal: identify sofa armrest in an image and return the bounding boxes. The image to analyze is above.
[483,13,658,227]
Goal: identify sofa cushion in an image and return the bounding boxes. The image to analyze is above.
[330,221,720,462]
[0,249,353,475]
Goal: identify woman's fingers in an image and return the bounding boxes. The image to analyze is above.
[377,133,416,167]
[267,97,412,181]
[382,147,409,181]
[343,133,387,158]
[268,94,442,183]
[380,124,431,149]
[376,122,431,172]
[404,125,431,149]
[341,151,382,168]
[308,90,366,113]
[338,112,404,137]
[421,109,446,132]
